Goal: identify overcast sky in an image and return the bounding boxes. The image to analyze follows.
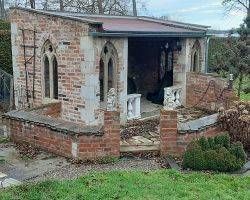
[142,0,246,30]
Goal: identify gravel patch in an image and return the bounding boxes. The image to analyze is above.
[31,157,162,182]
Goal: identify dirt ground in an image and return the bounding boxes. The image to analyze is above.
[0,142,164,183]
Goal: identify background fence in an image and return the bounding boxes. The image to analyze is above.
[0,68,14,112]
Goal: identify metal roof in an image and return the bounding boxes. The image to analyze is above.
[11,7,208,37]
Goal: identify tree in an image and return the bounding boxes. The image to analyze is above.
[223,0,250,48]
[132,0,137,16]
[0,0,6,19]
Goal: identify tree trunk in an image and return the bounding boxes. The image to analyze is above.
[0,0,4,19]
[237,71,243,97]
[132,0,137,16]
[30,0,35,9]
[59,0,64,11]
[97,0,104,14]
[247,2,250,56]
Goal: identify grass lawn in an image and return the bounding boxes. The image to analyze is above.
[0,170,249,200]
[240,92,250,101]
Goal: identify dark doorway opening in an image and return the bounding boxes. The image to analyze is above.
[128,37,177,104]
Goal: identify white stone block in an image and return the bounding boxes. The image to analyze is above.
[71,142,78,158]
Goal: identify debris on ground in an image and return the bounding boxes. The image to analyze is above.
[121,118,159,140]
[15,143,41,160]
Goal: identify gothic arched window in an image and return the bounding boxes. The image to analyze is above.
[42,40,58,99]
[191,40,201,72]
[99,42,118,103]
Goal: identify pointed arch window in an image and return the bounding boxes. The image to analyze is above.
[191,40,201,72]
[99,42,118,103]
[42,40,58,99]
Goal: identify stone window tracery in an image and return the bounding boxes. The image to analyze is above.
[99,42,118,103]
[191,40,201,73]
[42,40,58,100]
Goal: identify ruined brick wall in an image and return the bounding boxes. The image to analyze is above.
[10,8,128,126]
[30,101,62,118]
[160,110,222,156]
[10,8,87,124]
[186,72,236,111]
[173,38,206,106]
[2,111,120,160]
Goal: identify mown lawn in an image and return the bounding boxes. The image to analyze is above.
[0,170,249,200]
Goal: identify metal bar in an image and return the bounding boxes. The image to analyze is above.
[22,29,29,107]
[25,55,34,64]
[32,30,36,99]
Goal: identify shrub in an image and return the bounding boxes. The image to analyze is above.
[183,143,206,171]
[230,142,247,162]
[219,101,250,150]
[214,134,230,149]
[0,19,12,74]
[207,137,215,149]
[183,134,246,172]
[198,136,210,151]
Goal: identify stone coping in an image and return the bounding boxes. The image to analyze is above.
[178,113,219,133]
[2,110,103,137]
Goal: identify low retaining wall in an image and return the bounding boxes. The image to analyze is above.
[1,110,120,160]
[160,110,223,156]
[186,73,236,111]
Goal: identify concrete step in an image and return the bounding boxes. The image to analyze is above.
[120,144,160,153]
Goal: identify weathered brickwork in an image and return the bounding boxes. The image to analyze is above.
[173,38,206,106]
[160,110,223,156]
[186,72,236,111]
[10,8,127,126]
[11,8,87,124]
[31,101,62,118]
[2,111,120,160]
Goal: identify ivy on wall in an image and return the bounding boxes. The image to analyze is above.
[0,20,12,74]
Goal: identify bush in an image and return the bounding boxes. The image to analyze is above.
[219,101,250,151]
[0,20,12,74]
[183,134,246,172]
[183,142,206,170]
[214,134,230,149]
[230,142,247,162]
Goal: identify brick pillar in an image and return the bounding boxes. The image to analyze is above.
[104,111,121,157]
[160,109,178,156]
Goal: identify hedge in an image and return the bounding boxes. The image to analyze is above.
[0,20,12,74]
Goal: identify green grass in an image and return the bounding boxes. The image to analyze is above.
[0,136,10,144]
[0,170,249,200]
[240,92,250,101]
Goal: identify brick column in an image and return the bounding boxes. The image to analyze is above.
[104,111,121,157]
[160,109,178,156]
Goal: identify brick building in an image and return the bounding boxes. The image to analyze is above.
[10,7,209,126]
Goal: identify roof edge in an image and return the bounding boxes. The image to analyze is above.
[90,31,206,38]
[9,6,103,25]
[139,16,210,31]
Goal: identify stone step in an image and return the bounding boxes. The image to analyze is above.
[131,136,154,145]
[0,172,7,179]
[120,144,160,153]
[1,178,22,188]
